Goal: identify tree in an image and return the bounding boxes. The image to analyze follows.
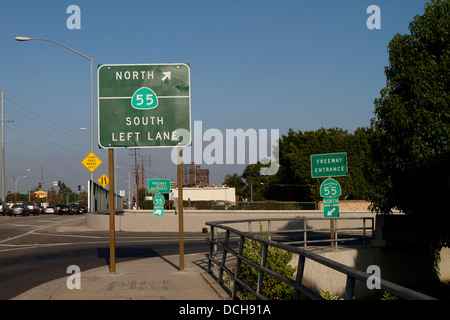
[60,187,78,205]
[263,127,372,202]
[223,173,245,200]
[367,0,449,247]
[241,162,275,201]
[47,188,60,205]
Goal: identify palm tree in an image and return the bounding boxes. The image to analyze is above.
[223,173,245,199]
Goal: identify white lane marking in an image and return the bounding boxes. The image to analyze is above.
[0,217,84,244]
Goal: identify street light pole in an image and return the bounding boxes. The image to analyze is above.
[13,175,27,203]
[15,36,94,211]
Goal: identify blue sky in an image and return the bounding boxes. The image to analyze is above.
[0,0,429,196]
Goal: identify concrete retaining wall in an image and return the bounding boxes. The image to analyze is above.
[299,246,450,299]
[85,210,375,233]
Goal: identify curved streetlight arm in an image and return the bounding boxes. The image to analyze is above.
[15,35,95,211]
[15,37,92,61]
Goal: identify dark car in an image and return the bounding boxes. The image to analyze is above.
[0,201,10,215]
[74,206,87,214]
[58,205,73,215]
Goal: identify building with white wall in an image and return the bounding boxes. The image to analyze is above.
[171,186,235,202]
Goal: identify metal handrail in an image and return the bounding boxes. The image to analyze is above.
[208,216,374,250]
[205,217,436,300]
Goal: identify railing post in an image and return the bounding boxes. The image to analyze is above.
[363,218,367,248]
[256,243,268,296]
[207,225,215,273]
[218,230,230,283]
[213,225,218,256]
[344,275,355,300]
[334,218,338,250]
[232,235,245,300]
[294,254,305,300]
[303,219,307,250]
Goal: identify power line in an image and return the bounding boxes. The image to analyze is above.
[4,97,89,140]
[5,110,88,151]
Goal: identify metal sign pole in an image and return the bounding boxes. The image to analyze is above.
[177,147,184,271]
[109,148,116,273]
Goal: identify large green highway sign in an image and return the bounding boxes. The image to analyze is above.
[98,63,191,149]
[311,152,348,178]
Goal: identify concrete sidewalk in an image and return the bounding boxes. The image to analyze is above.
[12,253,229,300]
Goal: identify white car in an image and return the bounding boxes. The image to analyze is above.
[44,206,57,214]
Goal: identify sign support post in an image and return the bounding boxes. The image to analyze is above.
[177,147,184,271]
[108,149,116,273]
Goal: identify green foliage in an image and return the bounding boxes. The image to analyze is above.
[60,187,78,205]
[319,291,344,300]
[236,225,296,300]
[244,127,373,202]
[241,162,277,201]
[381,291,399,300]
[222,173,245,198]
[367,0,450,247]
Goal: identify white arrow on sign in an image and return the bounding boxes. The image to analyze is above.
[161,72,171,81]
[327,208,336,216]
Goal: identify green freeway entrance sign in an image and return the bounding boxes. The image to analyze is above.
[320,178,342,198]
[148,179,171,194]
[311,152,347,178]
[153,193,165,216]
[98,64,191,149]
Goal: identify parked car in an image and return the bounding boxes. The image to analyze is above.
[44,206,57,214]
[10,204,30,216]
[0,201,10,215]
[37,206,45,215]
[58,205,72,215]
[74,206,87,214]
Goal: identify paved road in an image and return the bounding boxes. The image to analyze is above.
[0,215,209,300]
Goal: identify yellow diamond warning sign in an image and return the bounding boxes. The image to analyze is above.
[97,174,109,187]
[81,152,102,173]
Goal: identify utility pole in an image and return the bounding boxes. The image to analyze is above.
[0,90,12,202]
[148,155,151,179]
[141,155,144,191]
[1,89,5,202]
[41,165,44,190]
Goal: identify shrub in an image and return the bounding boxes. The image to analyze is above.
[236,226,296,300]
